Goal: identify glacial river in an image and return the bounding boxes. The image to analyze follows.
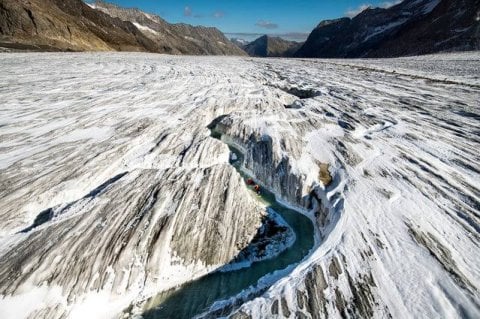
[140,130,315,318]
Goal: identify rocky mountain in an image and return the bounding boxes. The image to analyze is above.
[90,1,246,56]
[296,0,480,58]
[368,0,480,57]
[0,0,159,52]
[243,35,302,57]
[0,0,245,55]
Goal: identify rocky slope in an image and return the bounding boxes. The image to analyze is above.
[0,0,159,52]
[0,52,479,319]
[90,1,246,56]
[0,0,245,55]
[296,0,480,58]
[243,35,301,57]
[368,0,480,57]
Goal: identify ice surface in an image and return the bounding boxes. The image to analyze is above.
[0,52,479,318]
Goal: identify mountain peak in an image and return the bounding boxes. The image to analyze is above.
[296,0,479,58]
[243,34,302,57]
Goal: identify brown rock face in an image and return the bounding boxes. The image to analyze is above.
[0,0,159,52]
[91,1,246,56]
[0,0,246,55]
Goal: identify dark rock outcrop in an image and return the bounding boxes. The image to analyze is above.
[243,35,302,57]
[368,0,480,57]
[296,0,480,58]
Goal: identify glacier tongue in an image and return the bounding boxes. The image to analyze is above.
[0,52,479,319]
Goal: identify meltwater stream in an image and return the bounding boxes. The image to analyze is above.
[140,130,315,319]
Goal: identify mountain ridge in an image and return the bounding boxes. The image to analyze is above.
[242,35,302,57]
[0,0,158,52]
[295,0,480,58]
[90,0,246,56]
[0,0,478,57]
[0,0,246,55]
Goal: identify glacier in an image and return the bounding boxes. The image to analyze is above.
[0,52,479,319]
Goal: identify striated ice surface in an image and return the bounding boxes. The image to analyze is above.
[0,52,479,319]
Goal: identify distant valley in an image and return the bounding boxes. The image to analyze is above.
[0,0,478,57]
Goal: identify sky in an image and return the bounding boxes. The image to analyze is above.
[96,0,403,41]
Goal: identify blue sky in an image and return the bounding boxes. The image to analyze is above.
[96,1,402,41]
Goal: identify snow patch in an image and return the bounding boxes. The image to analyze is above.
[132,22,158,35]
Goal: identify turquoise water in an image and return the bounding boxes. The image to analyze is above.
[141,132,315,319]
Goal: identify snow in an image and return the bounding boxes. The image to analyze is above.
[363,19,409,42]
[421,0,441,14]
[0,52,479,319]
[68,290,132,319]
[228,53,478,318]
[404,0,440,12]
[132,22,158,35]
[0,285,64,319]
[360,0,441,43]
[231,38,249,45]
[143,13,156,22]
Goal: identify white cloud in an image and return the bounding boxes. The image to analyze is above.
[213,11,225,18]
[255,20,279,29]
[345,0,402,18]
[226,32,310,42]
[380,0,403,8]
[184,6,192,17]
[345,4,371,18]
[184,6,224,19]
